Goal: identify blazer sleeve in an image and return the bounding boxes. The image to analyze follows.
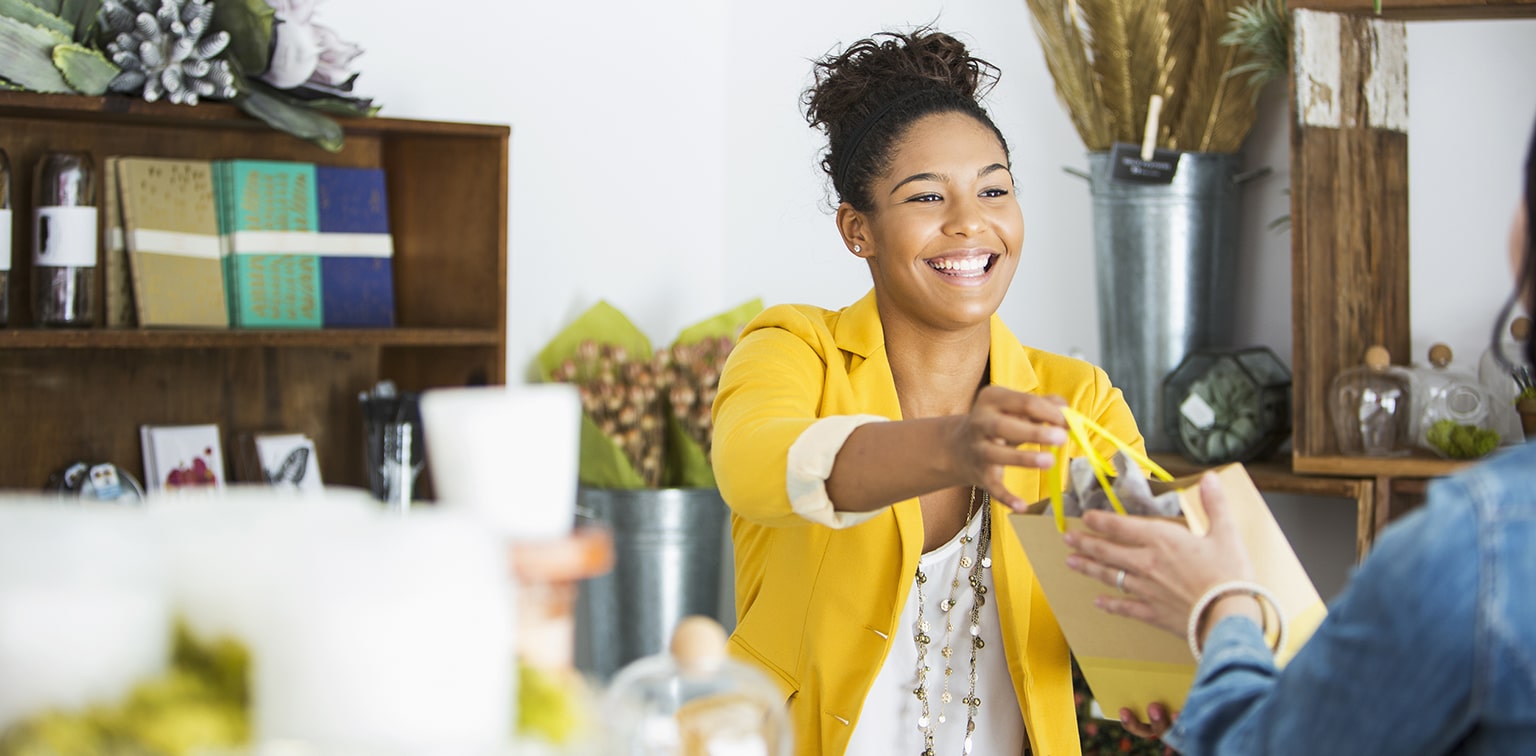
[712,320,837,528]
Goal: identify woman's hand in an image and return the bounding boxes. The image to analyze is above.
[1062,473,1257,638]
[951,385,1069,510]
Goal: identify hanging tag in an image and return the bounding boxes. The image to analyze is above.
[1109,142,1181,184]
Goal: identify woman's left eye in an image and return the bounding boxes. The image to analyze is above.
[980,187,1010,198]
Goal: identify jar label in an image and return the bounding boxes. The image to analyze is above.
[0,209,11,270]
[33,206,98,268]
[1180,392,1217,430]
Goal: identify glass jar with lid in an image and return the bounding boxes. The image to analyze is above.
[1328,345,1413,457]
[603,616,791,756]
[1405,344,1501,459]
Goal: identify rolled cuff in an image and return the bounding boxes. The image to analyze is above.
[785,414,890,529]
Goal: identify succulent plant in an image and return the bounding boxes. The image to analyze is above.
[99,0,237,105]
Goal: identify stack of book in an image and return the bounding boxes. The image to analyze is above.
[104,158,396,329]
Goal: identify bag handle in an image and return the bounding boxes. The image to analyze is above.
[1047,407,1174,532]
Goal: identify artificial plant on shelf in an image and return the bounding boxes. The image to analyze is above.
[0,0,376,152]
[537,299,763,491]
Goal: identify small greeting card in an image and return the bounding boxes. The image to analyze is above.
[253,432,323,492]
[140,423,226,494]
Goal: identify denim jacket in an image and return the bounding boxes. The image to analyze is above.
[1165,442,1536,755]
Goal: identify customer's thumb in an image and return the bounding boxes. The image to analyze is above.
[1197,472,1234,534]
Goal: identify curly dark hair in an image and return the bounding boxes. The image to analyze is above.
[802,28,1009,212]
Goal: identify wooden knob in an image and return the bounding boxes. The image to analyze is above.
[1513,317,1531,342]
[1428,343,1452,368]
[1364,345,1391,370]
[671,615,728,676]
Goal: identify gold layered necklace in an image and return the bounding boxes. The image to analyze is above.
[913,486,993,756]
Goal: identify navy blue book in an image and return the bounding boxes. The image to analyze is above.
[315,165,396,328]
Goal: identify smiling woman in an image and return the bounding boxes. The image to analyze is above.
[710,27,1148,756]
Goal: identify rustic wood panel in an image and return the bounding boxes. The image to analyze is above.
[1290,10,1413,461]
[1291,0,1536,19]
[0,346,377,489]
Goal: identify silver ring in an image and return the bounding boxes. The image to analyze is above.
[1115,568,1128,594]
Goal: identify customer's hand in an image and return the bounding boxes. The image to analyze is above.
[951,386,1069,510]
[1119,703,1176,740]
[1062,473,1257,638]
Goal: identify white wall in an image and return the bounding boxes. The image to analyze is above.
[321,1,1535,599]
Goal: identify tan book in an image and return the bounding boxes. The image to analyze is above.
[101,156,135,328]
[117,157,228,328]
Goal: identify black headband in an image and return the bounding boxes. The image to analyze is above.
[833,89,931,193]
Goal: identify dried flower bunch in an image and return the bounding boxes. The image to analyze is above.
[663,336,733,459]
[551,341,669,488]
[1024,0,1270,153]
[537,299,762,490]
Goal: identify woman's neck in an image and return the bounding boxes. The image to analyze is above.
[883,316,992,419]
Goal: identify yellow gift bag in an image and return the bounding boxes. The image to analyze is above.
[1009,408,1328,721]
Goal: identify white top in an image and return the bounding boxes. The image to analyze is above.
[844,510,1025,756]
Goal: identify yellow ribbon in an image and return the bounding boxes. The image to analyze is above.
[1048,407,1174,532]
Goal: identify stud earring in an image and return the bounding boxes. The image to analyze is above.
[853,245,862,253]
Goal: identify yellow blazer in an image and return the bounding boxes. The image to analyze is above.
[712,290,1143,756]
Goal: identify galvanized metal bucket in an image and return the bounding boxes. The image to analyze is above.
[573,486,733,681]
[1087,151,1256,451]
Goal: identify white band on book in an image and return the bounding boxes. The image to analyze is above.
[1186,579,1287,663]
[131,229,222,259]
[309,232,394,257]
[230,230,393,257]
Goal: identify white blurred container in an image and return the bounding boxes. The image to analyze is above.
[0,498,169,731]
[145,485,378,643]
[421,383,582,540]
[248,507,515,754]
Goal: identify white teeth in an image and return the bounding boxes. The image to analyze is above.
[931,256,989,272]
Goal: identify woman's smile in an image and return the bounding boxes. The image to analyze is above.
[924,250,999,284]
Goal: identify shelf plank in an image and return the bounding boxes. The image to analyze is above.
[0,328,502,349]
[1151,453,1372,499]
[1292,453,1469,478]
[1289,0,1536,19]
[0,91,509,140]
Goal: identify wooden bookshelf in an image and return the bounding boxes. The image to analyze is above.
[0,91,509,493]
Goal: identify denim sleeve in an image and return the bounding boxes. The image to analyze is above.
[1163,496,1479,756]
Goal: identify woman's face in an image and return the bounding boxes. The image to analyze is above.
[845,112,1023,331]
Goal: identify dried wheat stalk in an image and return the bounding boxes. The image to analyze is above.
[1025,0,1260,153]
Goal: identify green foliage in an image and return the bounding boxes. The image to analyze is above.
[0,625,251,756]
[52,41,115,95]
[517,663,585,744]
[1425,419,1500,460]
[1221,0,1290,104]
[58,0,98,43]
[208,0,274,78]
[0,0,73,36]
[234,81,346,153]
[0,12,77,92]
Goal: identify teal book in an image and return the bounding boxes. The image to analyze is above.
[214,160,323,328]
